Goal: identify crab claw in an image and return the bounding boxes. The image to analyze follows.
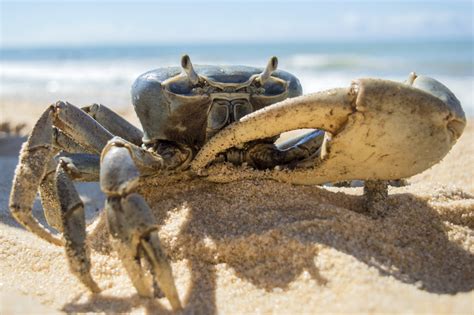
[192,75,466,184]
[407,73,465,139]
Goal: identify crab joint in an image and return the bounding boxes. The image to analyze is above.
[100,144,141,196]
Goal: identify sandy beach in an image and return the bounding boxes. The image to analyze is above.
[0,105,472,314]
[1,0,473,312]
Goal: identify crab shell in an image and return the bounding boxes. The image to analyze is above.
[191,75,466,184]
[132,65,302,147]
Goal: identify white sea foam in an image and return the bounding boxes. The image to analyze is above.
[285,53,403,72]
[285,69,473,116]
[1,55,472,116]
[1,60,142,81]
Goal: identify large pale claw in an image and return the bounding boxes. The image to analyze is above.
[192,76,466,184]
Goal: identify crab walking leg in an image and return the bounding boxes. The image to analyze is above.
[39,153,100,232]
[364,180,389,218]
[56,163,100,293]
[276,129,325,151]
[241,129,325,169]
[100,138,182,311]
[82,104,144,146]
[278,130,327,167]
[52,127,96,154]
[39,161,63,231]
[53,101,114,154]
[140,232,181,304]
[41,128,99,231]
[41,122,100,232]
[106,197,153,297]
[9,109,64,245]
[9,101,114,245]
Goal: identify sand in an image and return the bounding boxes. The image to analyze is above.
[0,111,473,314]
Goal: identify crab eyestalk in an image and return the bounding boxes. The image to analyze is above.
[181,54,199,85]
[406,72,417,85]
[257,56,278,84]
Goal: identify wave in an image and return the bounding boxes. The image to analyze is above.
[285,54,397,72]
[1,56,473,115]
[0,60,145,82]
[285,53,473,77]
[297,72,473,116]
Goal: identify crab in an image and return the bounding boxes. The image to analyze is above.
[9,55,466,311]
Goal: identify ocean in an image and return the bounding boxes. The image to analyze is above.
[1,40,473,116]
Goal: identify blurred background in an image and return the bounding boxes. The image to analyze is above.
[1,0,473,120]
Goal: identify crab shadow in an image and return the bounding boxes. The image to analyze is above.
[61,293,176,315]
[3,167,473,313]
[131,179,474,313]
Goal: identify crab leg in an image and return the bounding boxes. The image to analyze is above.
[364,180,389,218]
[9,109,64,245]
[82,104,144,146]
[52,127,95,154]
[56,163,100,292]
[9,101,113,246]
[39,153,100,231]
[41,127,97,231]
[100,138,182,311]
[276,129,325,151]
[9,101,177,298]
[229,130,325,169]
[54,101,114,153]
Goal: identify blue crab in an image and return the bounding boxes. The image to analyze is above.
[9,55,466,310]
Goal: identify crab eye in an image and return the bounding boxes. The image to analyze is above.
[167,80,193,95]
[263,81,286,96]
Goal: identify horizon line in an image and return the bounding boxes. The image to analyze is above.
[2,36,473,50]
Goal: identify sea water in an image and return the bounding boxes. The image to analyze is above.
[1,40,472,116]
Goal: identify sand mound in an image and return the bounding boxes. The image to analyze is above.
[0,123,473,313]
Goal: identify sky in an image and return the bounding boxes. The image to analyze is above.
[0,0,473,48]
